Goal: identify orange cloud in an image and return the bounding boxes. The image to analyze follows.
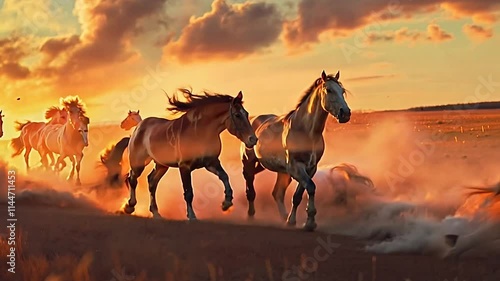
[164,0,283,63]
[0,0,168,103]
[463,24,494,41]
[283,0,499,48]
[365,24,453,44]
[0,36,31,79]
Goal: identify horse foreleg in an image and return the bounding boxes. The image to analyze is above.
[179,165,197,220]
[242,153,265,218]
[288,163,317,231]
[147,163,169,218]
[205,159,234,212]
[272,172,292,221]
[66,156,76,181]
[75,153,83,186]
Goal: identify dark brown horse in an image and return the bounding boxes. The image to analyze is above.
[241,70,351,231]
[101,89,257,220]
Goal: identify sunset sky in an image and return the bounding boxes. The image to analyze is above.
[1,0,500,137]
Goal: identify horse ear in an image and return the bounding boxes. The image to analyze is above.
[321,70,327,81]
[234,91,243,103]
[128,110,131,114]
[335,70,340,80]
[137,110,140,114]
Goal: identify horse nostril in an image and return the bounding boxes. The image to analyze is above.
[339,108,344,118]
[249,136,257,144]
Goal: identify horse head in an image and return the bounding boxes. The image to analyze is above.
[317,70,351,123]
[120,110,142,130]
[225,91,258,148]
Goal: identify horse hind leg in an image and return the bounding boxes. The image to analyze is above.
[147,163,169,218]
[272,172,292,221]
[123,165,145,215]
[242,153,265,218]
[23,145,32,172]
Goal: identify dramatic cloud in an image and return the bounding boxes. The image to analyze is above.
[0,36,31,79]
[463,24,494,41]
[39,0,168,77]
[366,24,453,44]
[283,0,500,48]
[164,0,283,63]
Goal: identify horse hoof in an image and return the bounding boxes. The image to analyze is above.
[221,201,233,212]
[286,220,296,227]
[123,204,135,214]
[303,221,317,232]
[247,207,255,217]
[152,213,162,219]
[75,180,82,186]
[187,217,197,222]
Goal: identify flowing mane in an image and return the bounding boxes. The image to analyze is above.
[60,95,87,115]
[166,88,239,114]
[285,74,343,119]
[44,106,62,120]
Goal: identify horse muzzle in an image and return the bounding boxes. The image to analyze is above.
[337,108,351,123]
[245,135,258,148]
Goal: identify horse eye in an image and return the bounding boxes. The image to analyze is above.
[235,112,241,117]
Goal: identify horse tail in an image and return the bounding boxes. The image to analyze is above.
[10,136,25,157]
[100,137,130,187]
[10,121,30,157]
[14,120,31,132]
[330,163,375,189]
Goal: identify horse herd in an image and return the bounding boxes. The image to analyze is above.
[1,70,371,231]
[98,70,350,231]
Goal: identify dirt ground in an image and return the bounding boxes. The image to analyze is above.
[0,109,500,281]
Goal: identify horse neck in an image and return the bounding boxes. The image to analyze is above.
[64,119,79,136]
[192,103,230,135]
[291,87,328,138]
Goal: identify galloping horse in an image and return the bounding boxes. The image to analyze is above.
[101,89,257,220]
[120,110,142,130]
[39,96,90,185]
[241,70,351,231]
[10,106,68,170]
[0,110,4,138]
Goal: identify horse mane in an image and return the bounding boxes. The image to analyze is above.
[166,88,239,114]
[284,74,341,119]
[60,95,87,114]
[44,106,62,120]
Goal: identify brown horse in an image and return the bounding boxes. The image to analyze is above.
[101,89,257,220]
[38,96,90,185]
[0,110,4,138]
[120,110,142,130]
[241,70,351,231]
[10,106,68,170]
